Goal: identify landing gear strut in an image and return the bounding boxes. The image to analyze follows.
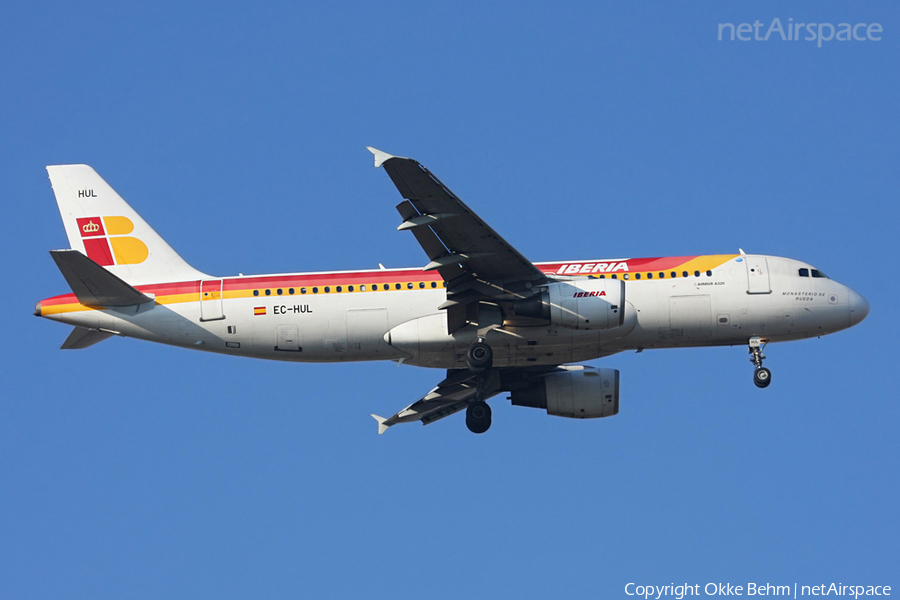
[465,339,494,433]
[749,336,771,388]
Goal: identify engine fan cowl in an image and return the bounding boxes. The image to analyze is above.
[514,279,626,330]
[510,366,619,419]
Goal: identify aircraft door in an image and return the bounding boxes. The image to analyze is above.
[745,256,771,294]
[276,324,301,351]
[200,279,225,321]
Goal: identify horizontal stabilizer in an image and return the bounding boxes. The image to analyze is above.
[50,249,154,307]
[61,327,114,349]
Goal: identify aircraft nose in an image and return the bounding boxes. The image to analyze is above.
[848,289,869,326]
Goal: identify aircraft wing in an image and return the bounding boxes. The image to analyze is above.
[371,369,503,434]
[369,148,550,331]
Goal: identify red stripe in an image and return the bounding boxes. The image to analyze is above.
[38,255,732,307]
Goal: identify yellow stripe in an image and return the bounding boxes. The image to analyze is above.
[41,255,742,316]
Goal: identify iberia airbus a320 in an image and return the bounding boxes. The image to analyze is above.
[35,148,869,434]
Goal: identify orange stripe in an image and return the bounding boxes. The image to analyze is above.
[38,255,743,315]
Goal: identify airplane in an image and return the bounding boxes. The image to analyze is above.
[35,148,869,434]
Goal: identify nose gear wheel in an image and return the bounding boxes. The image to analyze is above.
[749,337,771,388]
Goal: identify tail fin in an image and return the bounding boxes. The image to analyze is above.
[47,165,208,285]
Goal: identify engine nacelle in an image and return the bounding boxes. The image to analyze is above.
[510,366,619,418]
[514,279,625,330]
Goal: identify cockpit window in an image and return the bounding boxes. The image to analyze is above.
[798,268,809,277]
[811,269,827,278]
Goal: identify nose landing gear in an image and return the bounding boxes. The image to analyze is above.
[749,336,771,388]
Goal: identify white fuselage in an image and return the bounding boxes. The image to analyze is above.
[40,254,867,369]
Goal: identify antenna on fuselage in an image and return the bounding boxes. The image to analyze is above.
[739,248,746,255]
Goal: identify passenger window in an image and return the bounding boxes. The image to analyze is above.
[253,290,259,296]
[599,274,606,279]
[623,274,629,280]
[301,288,307,294]
[671,272,677,278]
[611,274,617,279]
[419,282,425,289]
[407,282,413,289]
[348,285,354,292]
[799,268,809,277]
[289,288,294,295]
[265,289,271,296]
[312,287,318,294]
[694,271,700,277]
[336,286,342,292]
[659,272,665,278]
[646,273,652,279]
[706,270,712,277]
[277,289,283,295]
[396,283,402,290]
[431,281,437,288]
[372,284,378,291]
[634,273,641,279]
[682,272,688,278]
[360,285,366,291]
[324,286,330,293]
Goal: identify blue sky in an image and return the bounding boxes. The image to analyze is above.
[2,1,898,598]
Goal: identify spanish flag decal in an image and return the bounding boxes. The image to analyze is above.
[254,307,266,316]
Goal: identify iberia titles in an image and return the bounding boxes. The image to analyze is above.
[554,262,629,275]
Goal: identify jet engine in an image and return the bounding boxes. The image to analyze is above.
[513,279,626,330]
[509,366,619,418]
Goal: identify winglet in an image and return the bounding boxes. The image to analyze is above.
[366,147,399,168]
[371,414,391,435]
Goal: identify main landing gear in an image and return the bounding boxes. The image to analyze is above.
[465,339,494,434]
[749,336,771,388]
[466,339,493,374]
[466,401,492,434]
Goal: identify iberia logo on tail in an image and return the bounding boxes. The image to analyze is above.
[75,216,149,266]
